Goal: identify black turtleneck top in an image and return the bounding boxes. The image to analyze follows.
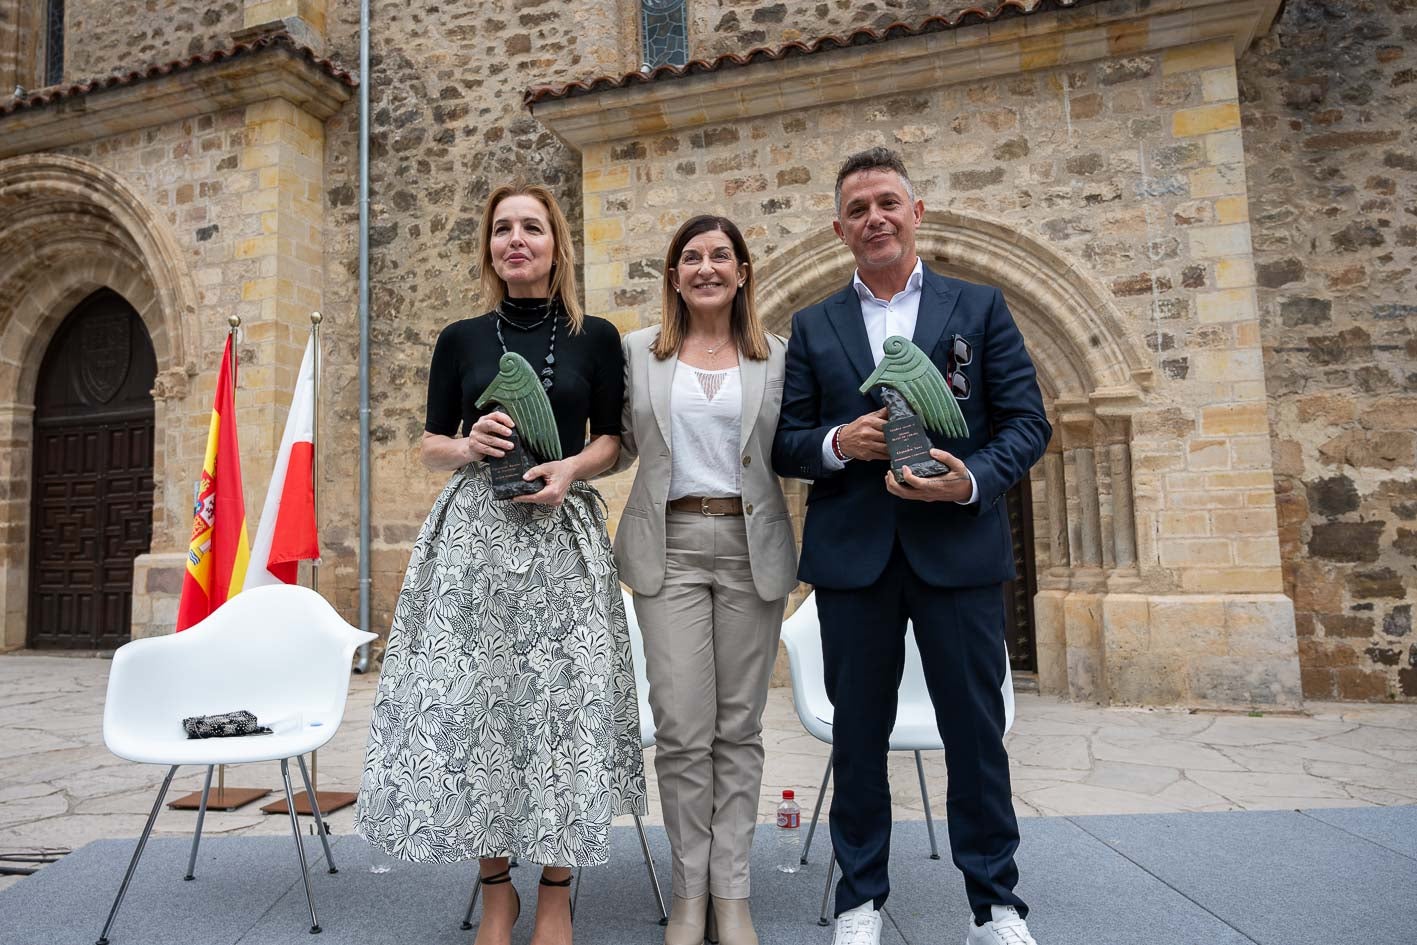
[424,298,625,460]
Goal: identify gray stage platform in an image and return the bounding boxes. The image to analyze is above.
[3,809,1415,945]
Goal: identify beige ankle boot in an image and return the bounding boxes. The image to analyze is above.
[664,894,710,945]
[709,896,758,945]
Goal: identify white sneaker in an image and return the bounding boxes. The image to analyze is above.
[965,905,1037,945]
[832,901,883,945]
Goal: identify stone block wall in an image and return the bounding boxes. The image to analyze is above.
[538,0,1305,705]
[1240,0,1417,701]
[61,0,245,79]
[575,39,1282,589]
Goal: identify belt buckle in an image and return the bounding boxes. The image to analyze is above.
[700,497,726,517]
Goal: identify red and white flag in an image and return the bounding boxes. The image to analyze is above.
[244,337,320,588]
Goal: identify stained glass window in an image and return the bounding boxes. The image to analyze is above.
[640,0,687,71]
[45,0,65,87]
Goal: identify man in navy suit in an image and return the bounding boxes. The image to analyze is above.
[772,148,1050,945]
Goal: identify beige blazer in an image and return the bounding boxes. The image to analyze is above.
[613,326,799,601]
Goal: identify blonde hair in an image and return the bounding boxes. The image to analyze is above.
[653,215,770,361]
[478,182,584,332]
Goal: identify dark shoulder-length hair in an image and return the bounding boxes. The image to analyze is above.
[478,181,585,333]
[653,214,770,361]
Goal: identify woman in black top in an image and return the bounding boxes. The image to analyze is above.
[354,182,647,945]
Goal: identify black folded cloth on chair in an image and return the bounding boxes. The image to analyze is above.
[182,710,274,739]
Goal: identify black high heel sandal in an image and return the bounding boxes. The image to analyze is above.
[480,868,521,924]
[539,871,575,923]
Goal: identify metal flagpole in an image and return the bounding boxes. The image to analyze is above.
[310,311,321,597]
[218,317,235,804]
[169,314,271,814]
[261,311,357,820]
[309,310,322,796]
[353,0,373,674]
[217,316,236,806]
[304,310,356,811]
[220,315,235,803]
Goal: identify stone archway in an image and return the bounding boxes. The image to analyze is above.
[0,154,196,650]
[756,209,1151,394]
[754,209,1164,702]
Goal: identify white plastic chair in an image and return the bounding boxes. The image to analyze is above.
[779,592,1016,925]
[459,589,668,931]
[96,585,376,945]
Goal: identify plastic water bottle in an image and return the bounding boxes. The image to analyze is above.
[775,790,801,873]
[368,838,394,874]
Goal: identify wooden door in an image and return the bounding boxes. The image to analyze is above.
[28,290,156,649]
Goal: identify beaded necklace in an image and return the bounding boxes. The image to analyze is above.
[494,298,558,392]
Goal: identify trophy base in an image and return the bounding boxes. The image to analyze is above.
[884,414,948,484]
[890,457,949,483]
[486,434,545,500]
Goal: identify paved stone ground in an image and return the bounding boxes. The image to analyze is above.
[3,652,1416,894]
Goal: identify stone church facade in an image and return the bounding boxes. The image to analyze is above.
[0,0,1412,705]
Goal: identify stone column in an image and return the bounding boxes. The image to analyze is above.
[0,2,43,93]
[0,403,34,650]
[1055,409,1107,702]
[1043,449,1070,569]
[1108,441,1136,569]
[1070,446,1104,568]
[130,369,190,641]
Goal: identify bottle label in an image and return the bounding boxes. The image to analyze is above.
[777,809,799,829]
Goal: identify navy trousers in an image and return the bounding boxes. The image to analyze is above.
[818,542,1027,925]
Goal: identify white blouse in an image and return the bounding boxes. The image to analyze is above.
[667,362,742,500]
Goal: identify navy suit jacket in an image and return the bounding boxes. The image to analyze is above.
[771,265,1051,590]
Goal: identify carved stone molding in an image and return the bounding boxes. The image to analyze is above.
[0,40,351,159]
[756,210,1150,403]
[0,154,196,398]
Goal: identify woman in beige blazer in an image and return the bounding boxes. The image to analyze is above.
[616,215,798,945]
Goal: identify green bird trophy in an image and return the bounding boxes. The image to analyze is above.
[859,335,970,483]
[474,352,563,499]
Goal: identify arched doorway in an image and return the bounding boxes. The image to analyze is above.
[770,277,1044,674]
[756,210,1153,698]
[27,289,157,649]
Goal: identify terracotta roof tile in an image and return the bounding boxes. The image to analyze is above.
[1,30,357,118]
[526,0,1096,107]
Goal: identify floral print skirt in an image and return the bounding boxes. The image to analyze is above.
[354,463,647,867]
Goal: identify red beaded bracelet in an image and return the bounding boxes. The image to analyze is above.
[831,426,848,462]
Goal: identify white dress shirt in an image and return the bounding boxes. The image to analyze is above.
[820,258,978,504]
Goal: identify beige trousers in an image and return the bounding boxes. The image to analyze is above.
[631,511,787,899]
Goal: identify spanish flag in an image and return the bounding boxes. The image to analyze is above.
[176,335,250,631]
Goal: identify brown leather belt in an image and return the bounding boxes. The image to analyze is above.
[668,496,744,516]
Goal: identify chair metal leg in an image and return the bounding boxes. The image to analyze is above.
[96,765,178,945]
[801,750,833,864]
[184,765,215,881]
[295,755,338,873]
[817,845,836,928]
[632,812,668,925]
[914,751,941,860]
[280,759,321,934]
[458,871,481,930]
